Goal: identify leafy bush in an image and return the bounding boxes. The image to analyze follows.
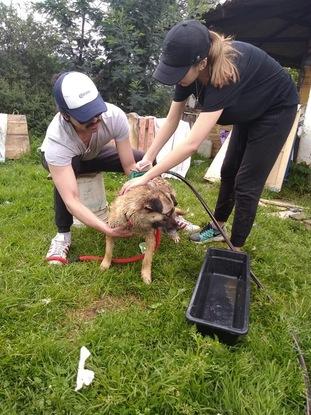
[285,162,311,195]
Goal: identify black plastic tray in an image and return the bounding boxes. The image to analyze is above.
[186,248,251,344]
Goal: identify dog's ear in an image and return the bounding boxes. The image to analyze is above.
[170,193,178,206]
[145,198,163,213]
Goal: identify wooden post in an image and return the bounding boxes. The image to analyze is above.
[297,41,311,165]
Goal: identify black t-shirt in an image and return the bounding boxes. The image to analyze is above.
[174,41,299,125]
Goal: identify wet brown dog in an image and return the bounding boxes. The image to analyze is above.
[100,177,180,284]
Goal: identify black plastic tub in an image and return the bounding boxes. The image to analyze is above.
[186,248,251,345]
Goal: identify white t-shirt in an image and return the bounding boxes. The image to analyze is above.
[41,103,129,166]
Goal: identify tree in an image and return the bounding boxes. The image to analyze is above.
[0,3,62,133]
[34,0,105,70]
[94,0,179,116]
[178,0,217,19]
[94,0,218,116]
[0,0,219,133]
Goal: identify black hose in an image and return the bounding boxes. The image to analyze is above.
[167,170,265,290]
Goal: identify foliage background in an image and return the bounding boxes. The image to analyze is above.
[0,0,214,134]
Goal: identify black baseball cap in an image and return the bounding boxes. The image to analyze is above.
[153,20,211,86]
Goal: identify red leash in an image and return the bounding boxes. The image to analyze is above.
[45,256,69,264]
[46,229,161,264]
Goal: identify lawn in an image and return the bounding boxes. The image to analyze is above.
[0,141,310,414]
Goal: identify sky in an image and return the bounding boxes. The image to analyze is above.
[1,0,32,7]
[1,0,36,15]
[1,0,40,4]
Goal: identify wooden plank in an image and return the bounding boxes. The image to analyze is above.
[299,65,311,105]
[265,107,301,192]
[127,112,139,149]
[143,118,149,151]
[146,117,155,150]
[259,198,303,209]
[138,117,147,151]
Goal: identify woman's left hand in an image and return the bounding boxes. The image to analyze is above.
[120,175,149,195]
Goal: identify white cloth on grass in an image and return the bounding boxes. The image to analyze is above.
[155,118,191,179]
[75,346,95,391]
[0,113,8,163]
[204,131,232,182]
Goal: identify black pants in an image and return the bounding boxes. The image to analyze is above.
[42,145,144,233]
[214,105,297,247]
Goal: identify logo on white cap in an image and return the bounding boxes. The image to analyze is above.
[61,72,98,109]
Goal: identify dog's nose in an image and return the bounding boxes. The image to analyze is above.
[152,221,162,229]
[163,216,178,231]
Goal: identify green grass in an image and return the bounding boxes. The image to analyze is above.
[0,145,310,414]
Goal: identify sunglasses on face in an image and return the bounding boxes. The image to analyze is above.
[80,113,102,126]
[64,113,102,125]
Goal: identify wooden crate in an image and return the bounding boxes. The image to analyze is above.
[209,124,232,157]
[128,110,232,158]
[5,114,30,159]
[127,113,155,152]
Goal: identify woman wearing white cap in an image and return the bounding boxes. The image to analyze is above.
[121,20,299,250]
[41,71,144,264]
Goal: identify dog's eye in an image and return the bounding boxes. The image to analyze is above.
[145,198,163,213]
[163,208,174,217]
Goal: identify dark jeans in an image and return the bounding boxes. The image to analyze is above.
[41,145,144,233]
[214,105,297,247]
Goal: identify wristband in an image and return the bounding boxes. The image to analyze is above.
[128,170,146,179]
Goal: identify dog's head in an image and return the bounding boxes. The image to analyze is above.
[109,178,179,233]
[123,178,178,232]
[142,193,178,231]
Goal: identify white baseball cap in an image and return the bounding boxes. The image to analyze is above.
[53,71,107,123]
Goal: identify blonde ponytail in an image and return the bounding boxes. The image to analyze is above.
[208,31,240,88]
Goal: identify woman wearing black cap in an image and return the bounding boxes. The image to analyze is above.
[121,20,299,250]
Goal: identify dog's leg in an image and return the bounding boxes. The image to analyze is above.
[141,232,156,284]
[175,207,185,216]
[167,229,180,243]
[100,236,115,271]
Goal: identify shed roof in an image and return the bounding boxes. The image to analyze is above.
[203,0,311,68]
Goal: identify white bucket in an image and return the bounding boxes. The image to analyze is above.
[197,139,212,159]
[73,172,108,227]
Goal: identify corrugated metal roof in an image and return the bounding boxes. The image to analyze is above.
[204,0,311,68]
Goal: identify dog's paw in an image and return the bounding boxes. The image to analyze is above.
[168,230,180,243]
[100,259,111,271]
[141,272,152,285]
[172,234,180,243]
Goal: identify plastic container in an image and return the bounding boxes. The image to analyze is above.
[186,248,251,345]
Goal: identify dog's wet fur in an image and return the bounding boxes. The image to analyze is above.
[100,177,181,284]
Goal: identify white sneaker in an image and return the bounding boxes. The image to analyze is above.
[175,215,201,234]
[46,233,71,265]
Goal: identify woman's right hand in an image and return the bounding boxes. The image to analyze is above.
[119,175,149,195]
[135,157,153,172]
